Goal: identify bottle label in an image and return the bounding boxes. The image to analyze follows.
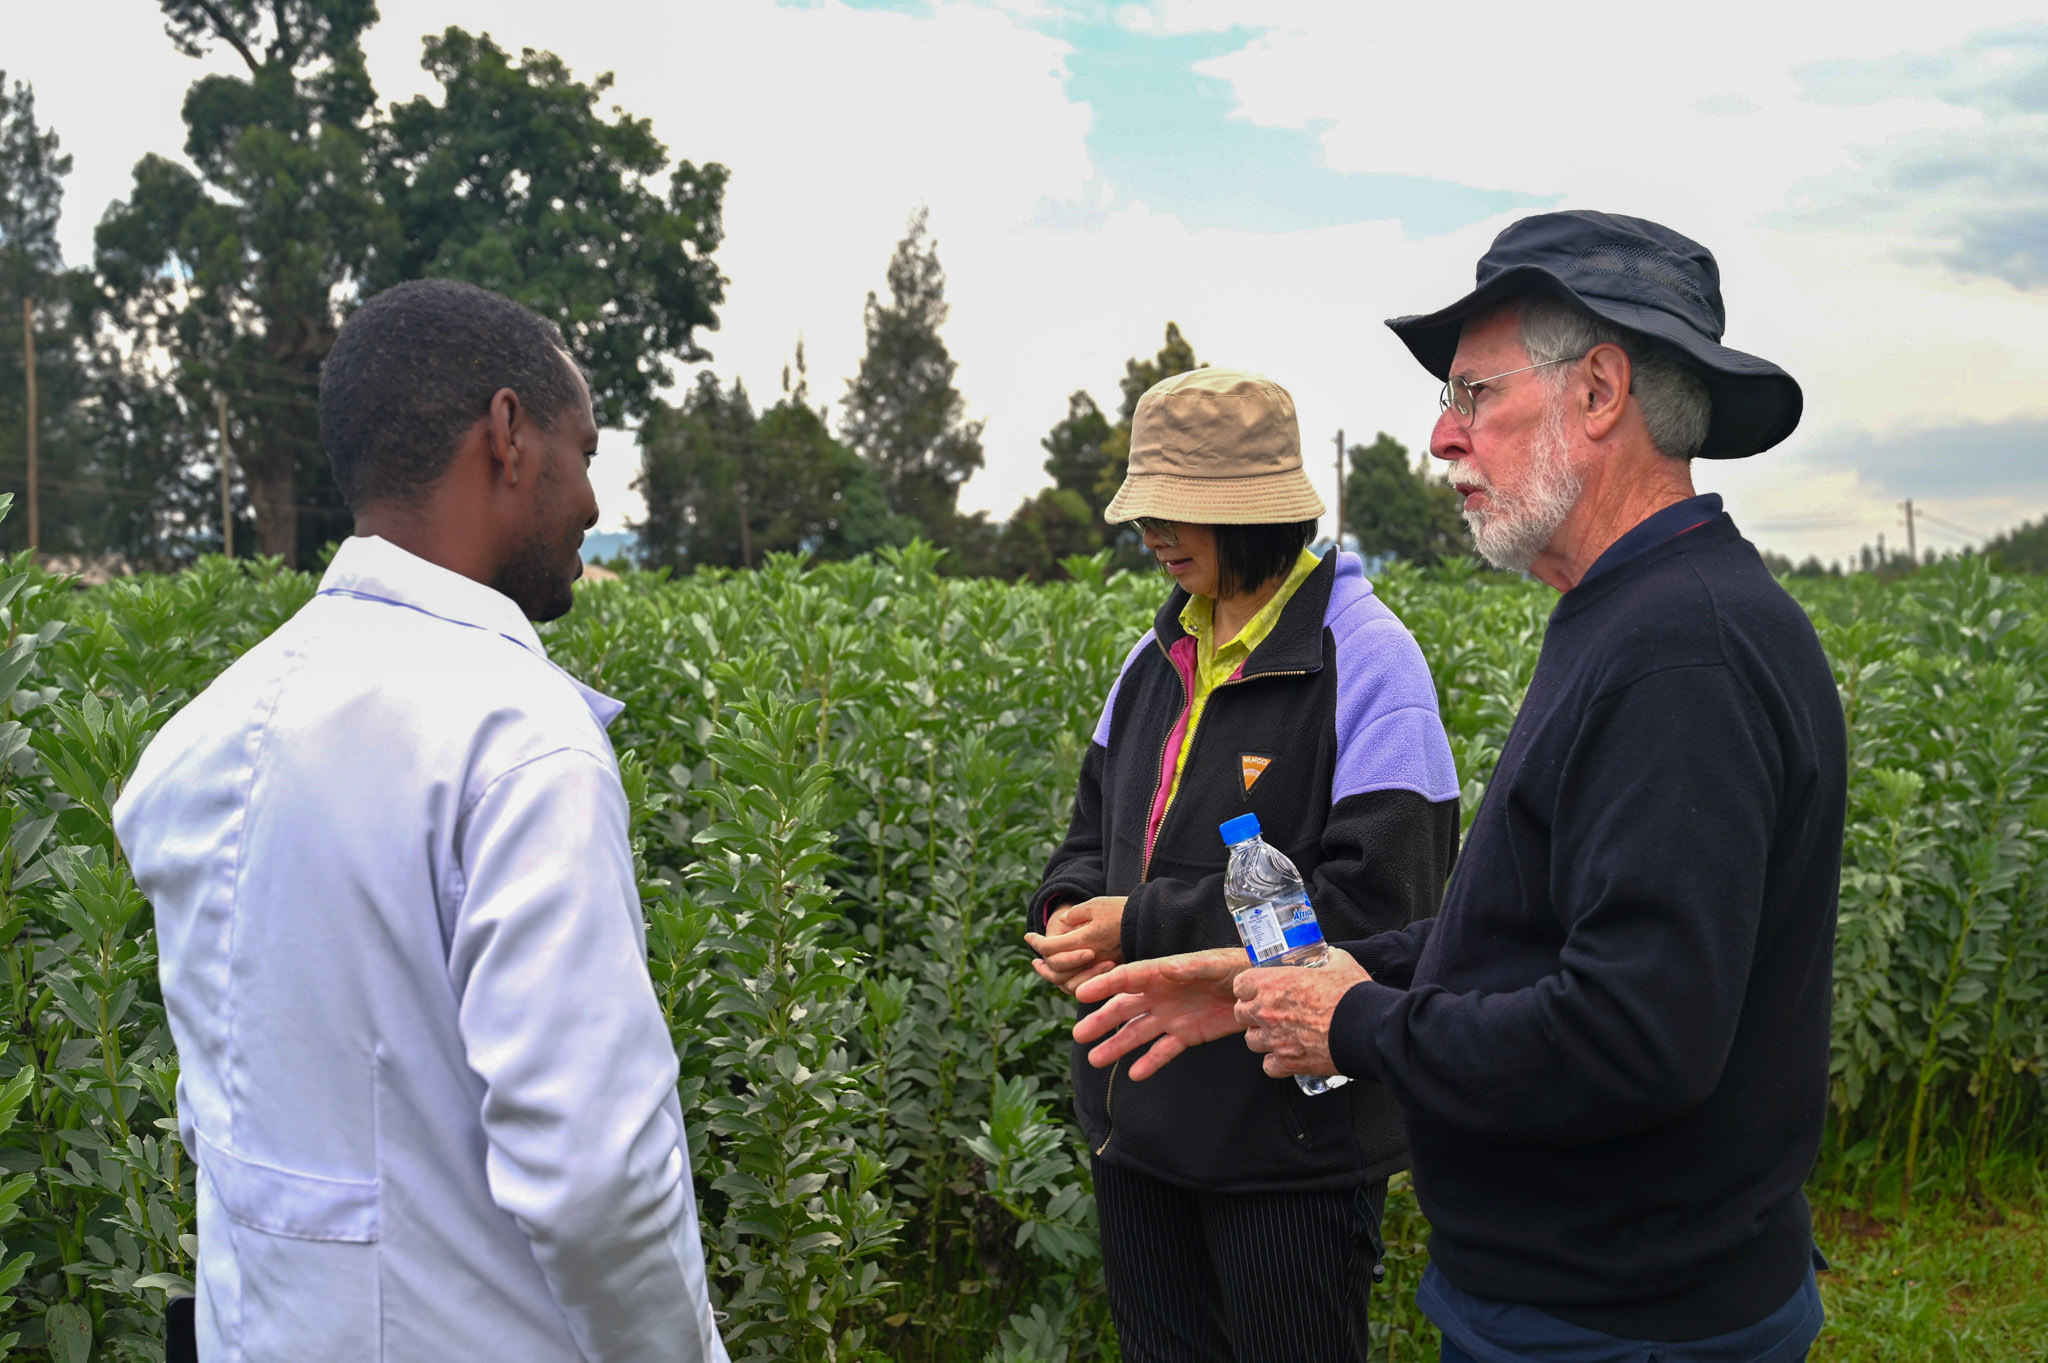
[1278,897,1323,951]
[1232,902,1290,964]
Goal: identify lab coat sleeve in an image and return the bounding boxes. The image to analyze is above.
[451,746,728,1363]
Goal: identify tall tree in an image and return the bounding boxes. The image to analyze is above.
[988,323,1206,582]
[1040,390,1115,520]
[94,0,384,565]
[635,371,758,572]
[95,9,729,568]
[373,28,727,426]
[991,487,1099,582]
[1983,516,2048,574]
[0,74,159,560]
[841,208,984,542]
[755,359,911,561]
[1093,321,1203,511]
[636,354,910,572]
[1341,431,1470,566]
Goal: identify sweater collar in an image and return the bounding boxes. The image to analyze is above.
[1578,493,1723,588]
[1550,511,1742,623]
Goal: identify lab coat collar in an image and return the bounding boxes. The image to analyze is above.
[318,536,627,729]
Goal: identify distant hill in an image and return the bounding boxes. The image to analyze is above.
[582,531,638,565]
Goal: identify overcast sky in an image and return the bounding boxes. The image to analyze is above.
[14,0,2048,564]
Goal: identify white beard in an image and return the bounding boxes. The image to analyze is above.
[1451,396,1583,573]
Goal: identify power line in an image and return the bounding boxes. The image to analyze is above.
[1915,508,1984,541]
[1744,515,1881,530]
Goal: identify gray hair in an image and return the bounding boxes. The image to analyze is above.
[1518,295,1711,460]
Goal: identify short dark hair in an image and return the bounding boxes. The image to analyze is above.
[320,279,583,509]
[1213,519,1319,598]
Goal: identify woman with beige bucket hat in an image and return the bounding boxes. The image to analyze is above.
[1024,368,1462,1361]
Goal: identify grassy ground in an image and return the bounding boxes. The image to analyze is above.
[1810,1167,2048,1361]
[1367,1166,2048,1362]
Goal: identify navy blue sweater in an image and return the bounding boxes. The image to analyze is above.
[1330,513,1846,1340]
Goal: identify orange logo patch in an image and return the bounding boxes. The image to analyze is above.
[1240,754,1272,793]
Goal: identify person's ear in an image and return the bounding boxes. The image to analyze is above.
[486,387,529,488]
[1580,343,1630,442]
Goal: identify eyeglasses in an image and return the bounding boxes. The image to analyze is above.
[1131,517,1180,547]
[1438,354,1587,429]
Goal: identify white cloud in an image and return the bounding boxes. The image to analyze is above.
[12,0,2048,561]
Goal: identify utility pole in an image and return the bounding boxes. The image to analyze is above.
[22,299,38,551]
[1900,498,1916,566]
[1333,428,1345,547]
[217,391,235,558]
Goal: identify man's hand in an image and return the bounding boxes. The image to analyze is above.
[1234,948,1369,1079]
[1025,897,1126,995]
[1069,948,1249,1079]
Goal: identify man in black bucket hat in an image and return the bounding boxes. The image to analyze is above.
[1073,210,1850,1362]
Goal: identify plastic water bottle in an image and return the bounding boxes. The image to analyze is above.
[1220,813,1350,1096]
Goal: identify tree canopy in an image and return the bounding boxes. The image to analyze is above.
[637,349,909,572]
[1983,516,2048,574]
[374,28,727,427]
[840,208,984,546]
[1342,431,1469,567]
[91,4,728,567]
[991,322,1205,581]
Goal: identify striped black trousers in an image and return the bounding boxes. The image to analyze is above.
[1092,1157,1388,1363]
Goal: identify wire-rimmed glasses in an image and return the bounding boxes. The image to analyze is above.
[1438,355,1587,429]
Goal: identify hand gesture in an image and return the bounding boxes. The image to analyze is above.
[1234,948,1369,1079]
[1069,947,1250,1079]
[1025,896,1126,995]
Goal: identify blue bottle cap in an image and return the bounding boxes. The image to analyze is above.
[1219,813,1262,845]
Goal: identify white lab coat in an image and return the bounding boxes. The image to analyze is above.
[114,537,729,1363]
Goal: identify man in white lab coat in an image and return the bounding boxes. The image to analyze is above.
[115,279,729,1362]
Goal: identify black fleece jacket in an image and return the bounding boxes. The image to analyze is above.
[1330,514,1847,1340]
[1033,550,1461,1192]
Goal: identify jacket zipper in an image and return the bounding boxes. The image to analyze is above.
[1142,665,1310,880]
[1137,632,1192,881]
[1104,658,1310,1158]
[1095,1061,1120,1155]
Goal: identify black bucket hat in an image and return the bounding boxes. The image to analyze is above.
[1385,210,1802,459]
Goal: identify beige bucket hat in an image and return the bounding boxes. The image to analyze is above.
[1103,367,1327,525]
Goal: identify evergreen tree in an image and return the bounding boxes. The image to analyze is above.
[1342,431,1469,566]
[0,72,84,556]
[634,372,758,572]
[0,73,197,562]
[636,347,912,573]
[1040,390,1115,519]
[1093,321,1203,511]
[990,487,1098,582]
[1984,516,2048,574]
[841,208,984,543]
[990,323,1206,582]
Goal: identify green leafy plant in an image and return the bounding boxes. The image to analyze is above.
[0,501,2035,1359]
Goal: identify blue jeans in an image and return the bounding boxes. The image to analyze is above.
[1441,1344,1807,1363]
[1425,1258,1824,1363]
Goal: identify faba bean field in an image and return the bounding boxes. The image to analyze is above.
[0,527,2040,1360]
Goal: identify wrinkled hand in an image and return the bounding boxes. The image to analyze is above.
[1025,897,1126,995]
[1234,948,1369,1079]
[1069,948,1249,1079]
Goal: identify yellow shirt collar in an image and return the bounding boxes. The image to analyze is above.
[1180,546,1324,671]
